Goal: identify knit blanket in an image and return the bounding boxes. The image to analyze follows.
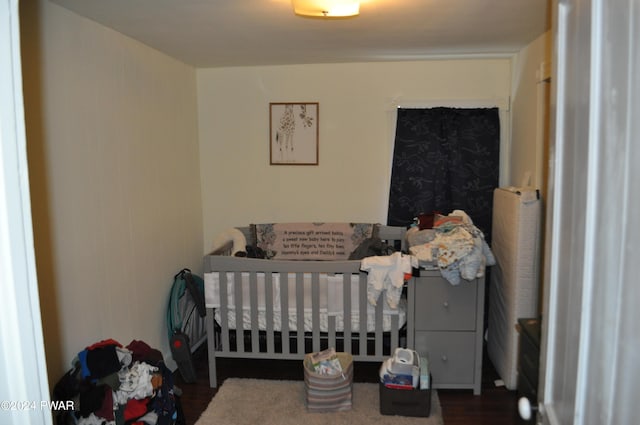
[250,222,378,260]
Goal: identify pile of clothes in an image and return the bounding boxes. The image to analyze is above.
[53,339,182,425]
[407,210,496,285]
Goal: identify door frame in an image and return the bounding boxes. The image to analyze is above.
[0,1,52,424]
[539,0,640,424]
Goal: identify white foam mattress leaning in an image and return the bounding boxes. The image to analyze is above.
[487,186,542,390]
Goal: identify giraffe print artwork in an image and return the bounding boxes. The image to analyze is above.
[270,102,318,165]
[276,104,295,158]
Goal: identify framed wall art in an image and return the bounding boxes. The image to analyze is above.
[269,102,319,165]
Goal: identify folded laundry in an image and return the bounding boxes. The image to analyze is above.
[408,210,496,285]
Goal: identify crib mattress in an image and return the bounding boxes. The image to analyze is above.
[205,272,406,333]
[487,187,541,389]
[213,301,406,333]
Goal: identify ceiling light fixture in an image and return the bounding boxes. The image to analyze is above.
[292,0,360,18]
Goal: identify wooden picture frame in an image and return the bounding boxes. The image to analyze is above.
[269,102,319,165]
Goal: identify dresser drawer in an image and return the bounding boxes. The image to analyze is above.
[414,277,477,331]
[414,331,476,385]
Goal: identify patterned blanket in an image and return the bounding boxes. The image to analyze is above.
[250,222,379,260]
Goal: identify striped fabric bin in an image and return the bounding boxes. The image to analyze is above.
[303,352,353,412]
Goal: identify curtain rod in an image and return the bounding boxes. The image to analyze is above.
[389,98,510,111]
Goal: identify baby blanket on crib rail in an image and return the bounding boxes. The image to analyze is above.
[251,222,379,260]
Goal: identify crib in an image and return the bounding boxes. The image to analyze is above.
[203,224,408,388]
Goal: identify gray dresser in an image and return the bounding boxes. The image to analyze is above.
[407,269,485,395]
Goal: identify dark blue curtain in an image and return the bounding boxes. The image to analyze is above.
[387,107,500,240]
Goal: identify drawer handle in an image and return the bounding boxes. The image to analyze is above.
[441,355,448,362]
[443,301,450,308]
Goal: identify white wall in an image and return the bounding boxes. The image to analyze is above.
[510,32,552,189]
[509,31,552,314]
[197,60,511,247]
[20,0,202,383]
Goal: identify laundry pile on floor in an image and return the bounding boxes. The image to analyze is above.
[52,339,182,425]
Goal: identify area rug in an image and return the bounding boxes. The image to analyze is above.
[195,378,444,425]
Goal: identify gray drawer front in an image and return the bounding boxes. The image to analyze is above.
[414,331,476,385]
[414,278,477,330]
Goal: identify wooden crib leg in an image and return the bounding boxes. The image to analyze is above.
[205,308,218,388]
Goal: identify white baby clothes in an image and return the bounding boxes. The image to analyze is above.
[77,413,115,425]
[360,252,417,308]
[114,361,158,405]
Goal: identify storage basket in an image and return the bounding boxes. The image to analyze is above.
[379,377,432,417]
[303,352,353,412]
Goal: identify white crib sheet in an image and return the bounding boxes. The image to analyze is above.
[204,272,405,332]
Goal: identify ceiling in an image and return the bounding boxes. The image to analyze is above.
[50,0,550,68]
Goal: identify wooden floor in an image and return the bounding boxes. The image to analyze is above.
[174,345,524,425]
